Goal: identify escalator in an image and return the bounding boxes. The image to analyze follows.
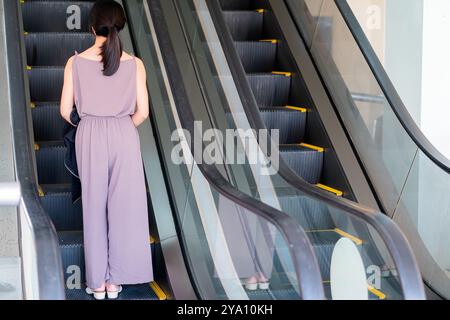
[9,0,326,300]
[281,0,450,299]
[198,0,391,298]
[21,0,162,300]
[5,0,427,300]
[153,0,425,300]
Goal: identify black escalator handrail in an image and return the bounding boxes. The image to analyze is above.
[4,0,65,299]
[206,0,425,299]
[146,0,325,300]
[334,0,450,173]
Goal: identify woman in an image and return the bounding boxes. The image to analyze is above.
[60,0,153,300]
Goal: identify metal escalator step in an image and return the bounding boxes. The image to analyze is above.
[279,145,323,184]
[59,231,158,299]
[35,141,72,184]
[247,73,291,107]
[22,1,94,33]
[234,41,277,73]
[25,32,94,66]
[277,194,335,231]
[66,284,160,301]
[28,67,64,102]
[59,230,85,283]
[219,0,254,11]
[40,184,82,231]
[260,107,306,144]
[32,102,65,141]
[309,231,342,281]
[223,11,263,41]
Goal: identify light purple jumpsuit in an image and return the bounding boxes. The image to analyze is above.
[73,53,153,289]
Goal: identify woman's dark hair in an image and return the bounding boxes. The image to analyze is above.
[89,0,126,76]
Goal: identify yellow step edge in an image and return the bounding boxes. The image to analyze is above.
[24,31,29,36]
[256,9,265,13]
[306,228,362,246]
[285,105,307,113]
[149,235,158,244]
[259,39,278,44]
[150,281,167,300]
[272,71,292,77]
[323,281,386,299]
[37,186,45,197]
[368,285,386,300]
[34,143,40,151]
[26,66,32,71]
[299,143,324,153]
[316,183,343,196]
[334,228,363,245]
[30,102,36,109]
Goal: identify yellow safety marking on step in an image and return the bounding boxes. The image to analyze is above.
[34,143,40,151]
[316,183,343,197]
[20,0,25,4]
[272,71,292,77]
[259,39,278,44]
[285,106,307,113]
[30,102,36,109]
[24,31,29,36]
[368,285,386,300]
[299,143,324,153]
[150,282,167,300]
[37,186,45,197]
[256,9,265,13]
[149,235,157,244]
[334,228,363,245]
[26,66,32,71]
[307,228,362,246]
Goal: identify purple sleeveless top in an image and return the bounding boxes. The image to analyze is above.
[72,53,137,118]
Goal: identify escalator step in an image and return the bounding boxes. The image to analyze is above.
[234,41,277,73]
[40,184,83,231]
[35,141,72,184]
[59,231,156,298]
[59,231,85,283]
[28,67,64,102]
[310,232,342,281]
[22,1,94,33]
[279,145,323,184]
[25,33,94,66]
[278,195,335,231]
[66,284,159,300]
[219,0,254,11]
[247,73,291,107]
[32,102,65,141]
[260,107,306,144]
[222,11,263,41]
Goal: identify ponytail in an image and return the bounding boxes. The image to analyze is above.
[89,0,126,76]
[101,25,123,76]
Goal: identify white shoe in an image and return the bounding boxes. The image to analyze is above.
[258,282,270,290]
[107,285,123,299]
[244,277,258,291]
[85,287,106,300]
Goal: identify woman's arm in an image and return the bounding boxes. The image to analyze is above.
[60,56,76,126]
[132,58,149,127]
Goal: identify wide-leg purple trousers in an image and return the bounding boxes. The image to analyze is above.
[75,115,153,289]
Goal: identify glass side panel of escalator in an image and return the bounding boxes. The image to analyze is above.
[285,0,450,298]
